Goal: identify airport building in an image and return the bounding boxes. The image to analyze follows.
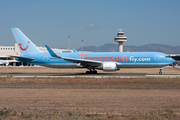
[169,54,180,66]
[0,43,73,66]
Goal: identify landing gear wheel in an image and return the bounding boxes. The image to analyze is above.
[85,70,97,74]
[92,70,97,74]
[159,69,162,75]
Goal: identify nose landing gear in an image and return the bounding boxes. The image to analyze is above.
[159,68,163,75]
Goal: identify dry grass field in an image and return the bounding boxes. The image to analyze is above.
[0,67,180,120]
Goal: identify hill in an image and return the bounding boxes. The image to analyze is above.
[77,43,180,54]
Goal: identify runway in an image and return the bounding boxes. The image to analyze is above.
[1,72,180,78]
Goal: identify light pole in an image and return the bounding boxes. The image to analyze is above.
[81,40,83,52]
[68,36,70,50]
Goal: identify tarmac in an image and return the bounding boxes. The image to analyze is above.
[1,72,180,78]
[0,66,179,78]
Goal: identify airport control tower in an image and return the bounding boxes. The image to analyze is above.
[114,29,127,52]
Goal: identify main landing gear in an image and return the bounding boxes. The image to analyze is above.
[86,68,97,74]
[86,70,97,74]
[159,68,163,75]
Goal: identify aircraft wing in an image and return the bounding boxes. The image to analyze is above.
[45,45,102,67]
[9,56,35,60]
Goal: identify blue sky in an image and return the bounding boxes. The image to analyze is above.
[0,0,180,49]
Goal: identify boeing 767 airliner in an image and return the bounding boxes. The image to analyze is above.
[11,28,175,74]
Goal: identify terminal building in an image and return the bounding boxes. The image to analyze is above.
[169,54,180,66]
[0,43,73,66]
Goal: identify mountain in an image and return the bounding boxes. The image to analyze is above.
[77,43,180,54]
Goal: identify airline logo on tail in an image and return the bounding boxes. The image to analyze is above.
[18,41,30,51]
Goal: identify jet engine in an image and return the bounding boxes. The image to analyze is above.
[102,62,117,71]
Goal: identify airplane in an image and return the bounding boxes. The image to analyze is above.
[0,60,9,66]
[10,28,175,74]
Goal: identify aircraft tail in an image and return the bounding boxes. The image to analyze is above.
[11,28,42,56]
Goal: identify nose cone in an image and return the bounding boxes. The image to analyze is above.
[171,58,175,63]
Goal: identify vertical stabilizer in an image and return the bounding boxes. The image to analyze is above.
[11,28,42,56]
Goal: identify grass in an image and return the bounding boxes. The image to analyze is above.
[0,109,9,118]
[0,88,179,119]
[0,108,178,120]
[0,67,179,119]
[0,77,180,89]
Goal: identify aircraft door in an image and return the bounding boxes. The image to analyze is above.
[44,56,48,62]
[155,55,159,62]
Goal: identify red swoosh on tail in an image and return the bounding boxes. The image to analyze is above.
[18,43,28,51]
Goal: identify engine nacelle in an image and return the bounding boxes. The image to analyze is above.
[103,62,117,71]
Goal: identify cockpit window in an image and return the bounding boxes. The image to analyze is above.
[165,56,171,58]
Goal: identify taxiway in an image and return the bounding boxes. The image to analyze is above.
[1,72,180,78]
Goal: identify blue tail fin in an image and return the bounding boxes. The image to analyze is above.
[11,28,42,56]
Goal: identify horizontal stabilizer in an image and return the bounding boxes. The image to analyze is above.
[9,56,35,60]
